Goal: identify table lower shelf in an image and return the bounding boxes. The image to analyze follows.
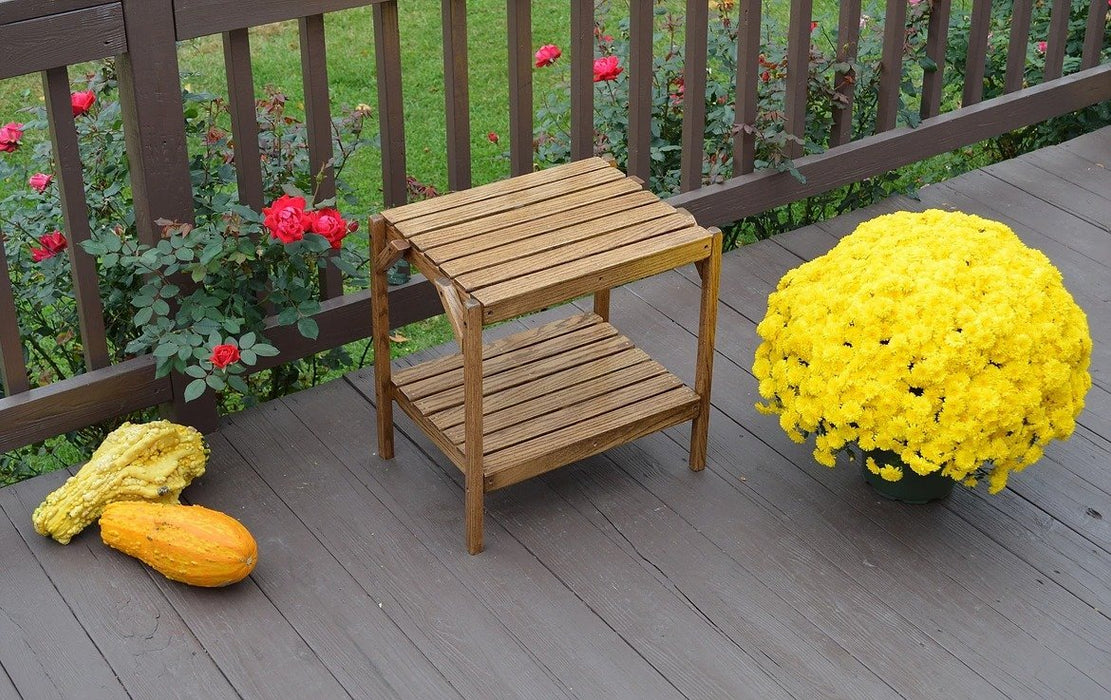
[391,313,700,491]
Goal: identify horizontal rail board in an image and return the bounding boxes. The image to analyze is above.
[251,280,440,373]
[0,356,171,453]
[0,282,438,452]
[670,65,1111,227]
[174,0,387,40]
[0,0,112,24]
[0,3,125,80]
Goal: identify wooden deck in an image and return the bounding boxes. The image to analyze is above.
[2,128,1109,699]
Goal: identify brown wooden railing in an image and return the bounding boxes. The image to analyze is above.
[1,0,1109,452]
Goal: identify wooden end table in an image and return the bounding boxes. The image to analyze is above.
[370,157,721,553]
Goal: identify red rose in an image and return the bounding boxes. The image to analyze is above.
[71,91,96,117]
[28,173,53,193]
[308,208,348,249]
[487,131,499,144]
[534,44,562,68]
[810,21,819,33]
[592,55,623,82]
[0,122,23,153]
[210,343,240,369]
[30,230,67,262]
[262,194,309,244]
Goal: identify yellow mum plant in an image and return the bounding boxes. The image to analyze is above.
[753,210,1092,493]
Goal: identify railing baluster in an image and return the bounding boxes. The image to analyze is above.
[1005,0,1034,93]
[299,14,343,300]
[919,0,951,120]
[626,0,654,183]
[680,0,709,190]
[1080,0,1106,70]
[43,66,110,371]
[733,0,762,174]
[875,0,906,132]
[117,0,218,430]
[830,0,861,146]
[962,0,992,106]
[506,0,532,177]
[374,1,407,207]
[570,0,593,161]
[0,244,30,395]
[784,0,813,156]
[1043,0,1070,81]
[443,0,471,191]
[223,28,264,212]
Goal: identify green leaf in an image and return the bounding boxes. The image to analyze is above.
[152,299,170,316]
[297,317,319,340]
[227,375,249,393]
[239,348,257,365]
[184,378,207,402]
[252,343,279,357]
[133,306,154,326]
[153,343,178,358]
[240,332,256,348]
[184,365,206,378]
[206,374,226,391]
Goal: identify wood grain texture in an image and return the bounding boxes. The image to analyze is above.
[0,0,111,24]
[0,4,124,80]
[1043,0,1071,80]
[442,0,471,191]
[569,0,594,160]
[625,0,655,182]
[919,0,950,120]
[463,298,485,553]
[370,215,395,459]
[1081,0,1108,69]
[374,1,407,207]
[680,0,710,189]
[784,0,813,153]
[506,0,533,176]
[689,228,721,469]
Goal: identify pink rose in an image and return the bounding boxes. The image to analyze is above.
[307,208,348,249]
[1036,40,1047,53]
[262,194,309,244]
[31,230,67,262]
[592,55,623,83]
[28,173,53,193]
[535,44,562,68]
[209,343,240,369]
[71,91,96,117]
[0,122,23,153]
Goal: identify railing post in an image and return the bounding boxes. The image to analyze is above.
[116,0,219,432]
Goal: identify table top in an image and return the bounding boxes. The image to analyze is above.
[380,158,714,324]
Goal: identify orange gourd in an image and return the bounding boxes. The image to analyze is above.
[99,502,258,587]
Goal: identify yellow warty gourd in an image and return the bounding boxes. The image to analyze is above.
[32,420,208,544]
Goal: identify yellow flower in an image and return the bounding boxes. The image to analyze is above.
[752,210,1092,493]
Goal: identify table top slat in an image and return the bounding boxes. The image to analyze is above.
[431,348,657,434]
[439,198,677,276]
[422,186,659,260]
[447,363,677,449]
[411,334,634,417]
[396,166,625,239]
[381,157,609,223]
[455,213,697,290]
[476,228,712,321]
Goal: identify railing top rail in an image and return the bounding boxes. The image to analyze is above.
[172,0,388,40]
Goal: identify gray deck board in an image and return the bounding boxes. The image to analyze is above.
[2,128,1109,699]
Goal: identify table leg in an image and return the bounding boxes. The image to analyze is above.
[463,298,485,554]
[690,229,722,470]
[593,288,611,322]
[370,215,395,460]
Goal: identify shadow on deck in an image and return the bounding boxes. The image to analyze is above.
[2,128,1109,699]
